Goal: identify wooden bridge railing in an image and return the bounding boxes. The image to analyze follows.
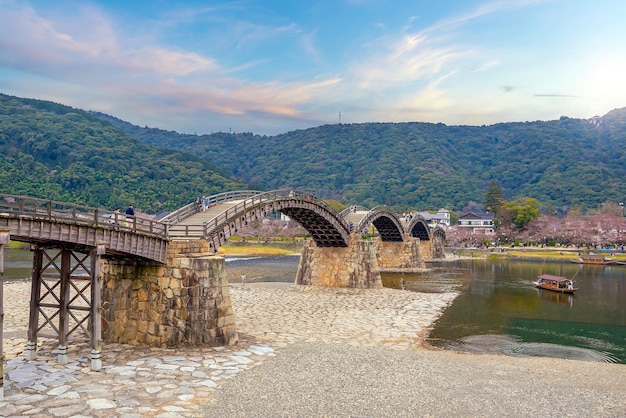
[159,190,262,225]
[0,194,168,239]
[338,205,369,217]
[201,189,334,240]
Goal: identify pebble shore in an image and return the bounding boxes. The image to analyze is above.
[2,280,625,417]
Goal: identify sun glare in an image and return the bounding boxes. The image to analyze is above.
[585,56,626,105]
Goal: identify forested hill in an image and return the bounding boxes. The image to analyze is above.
[2,91,624,213]
[95,108,626,212]
[0,94,243,213]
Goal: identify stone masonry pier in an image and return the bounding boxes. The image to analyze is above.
[374,233,426,271]
[101,241,238,348]
[295,235,383,288]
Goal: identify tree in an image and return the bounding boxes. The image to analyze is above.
[502,197,541,229]
[484,180,504,213]
[325,199,347,213]
[589,202,624,217]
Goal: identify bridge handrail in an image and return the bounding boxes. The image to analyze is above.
[338,205,369,217]
[159,190,263,224]
[368,205,394,213]
[0,194,168,239]
[200,189,335,239]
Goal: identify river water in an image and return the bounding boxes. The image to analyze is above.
[385,258,626,364]
[3,248,625,363]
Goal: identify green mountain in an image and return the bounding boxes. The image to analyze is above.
[0,94,243,213]
[95,109,626,213]
[2,91,624,214]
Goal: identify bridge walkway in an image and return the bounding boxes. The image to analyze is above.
[167,201,244,239]
[342,210,369,232]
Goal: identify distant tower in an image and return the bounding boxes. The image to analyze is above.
[339,112,342,124]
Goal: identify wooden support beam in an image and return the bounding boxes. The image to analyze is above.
[57,250,71,365]
[26,247,43,360]
[90,243,105,371]
[0,229,10,400]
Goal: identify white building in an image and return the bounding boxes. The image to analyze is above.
[457,212,495,234]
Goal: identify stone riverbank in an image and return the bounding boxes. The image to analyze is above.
[2,280,625,417]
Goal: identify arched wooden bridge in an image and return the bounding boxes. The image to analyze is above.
[0,190,446,379]
[162,189,445,253]
[0,190,446,262]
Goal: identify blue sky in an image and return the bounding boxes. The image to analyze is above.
[1,0,625,135]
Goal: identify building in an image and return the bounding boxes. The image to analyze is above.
[414,208,451,229]
[457,212,495,234]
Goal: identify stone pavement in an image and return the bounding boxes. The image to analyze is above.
[1,280,459,417]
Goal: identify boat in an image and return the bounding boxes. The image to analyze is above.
[535,274,578,293]
[571,255,614,265]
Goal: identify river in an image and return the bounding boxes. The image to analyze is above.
[385,258,626,364]
[3,248,625,363]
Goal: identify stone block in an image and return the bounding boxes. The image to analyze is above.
[144,333,158,345]
[137,320,148,334]
[122,326,137,340]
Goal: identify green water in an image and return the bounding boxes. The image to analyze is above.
[1,247,33,281]
[383,259,626,364]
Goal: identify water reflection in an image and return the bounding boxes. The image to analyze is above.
[2,247,34,281]
[535,288,575,306]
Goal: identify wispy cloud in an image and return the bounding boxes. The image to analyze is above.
[338,0,550,123]
[473,60,499,72]
[0,1,327,127]
[0,0,617,135]
[534,94,578,98]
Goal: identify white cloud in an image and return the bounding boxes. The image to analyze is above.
[0,0,623,135]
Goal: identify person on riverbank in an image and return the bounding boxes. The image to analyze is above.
[241,273,246,286]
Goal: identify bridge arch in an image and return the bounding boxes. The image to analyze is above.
[355,206,404,242]
[406,215,432,240]
[432,226,447,241]
[182,190,351,252]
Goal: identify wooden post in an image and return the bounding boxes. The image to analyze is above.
[90,243,105,371]
[0,230,10,400]
[26,246,43,361]
[57,250,71,365]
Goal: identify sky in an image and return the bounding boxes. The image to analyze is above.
[1,0,626,136]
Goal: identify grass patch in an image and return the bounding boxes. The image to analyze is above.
[217,244,300,257]
[487,248,626,262]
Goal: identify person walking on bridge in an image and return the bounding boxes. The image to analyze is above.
[125,204,135,217]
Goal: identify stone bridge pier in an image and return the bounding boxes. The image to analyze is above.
[374,234,426,271]
[100,241,237,348]
[295,235,383,288]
